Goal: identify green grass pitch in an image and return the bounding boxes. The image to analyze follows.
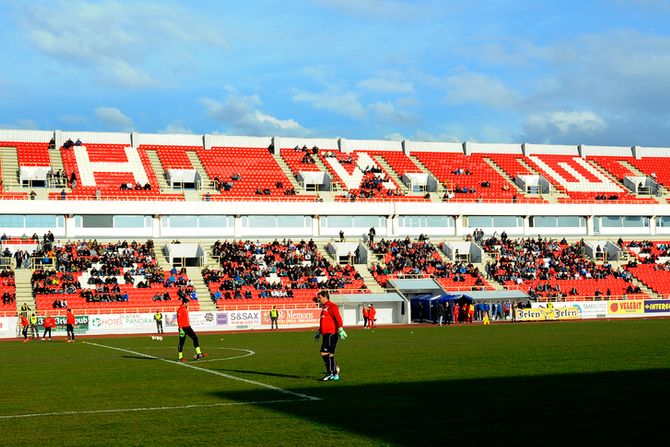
[1,319,668,446]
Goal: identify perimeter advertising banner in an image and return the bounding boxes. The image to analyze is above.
[607,300,644,316]
[517,306,579,321]
[88,313,161,335]
[260,308,321,326]
[36,315,89,334]
[0,317,17,338]
[643,300,670,314]
[218,310,262,328]
[551,301,608,319]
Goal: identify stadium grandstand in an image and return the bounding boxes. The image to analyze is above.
[1,127,670,322]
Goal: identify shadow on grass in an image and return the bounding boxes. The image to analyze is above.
[215,368,313,380]
[209,368,669,446]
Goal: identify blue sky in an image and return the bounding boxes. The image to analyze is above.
[1,0,669,146]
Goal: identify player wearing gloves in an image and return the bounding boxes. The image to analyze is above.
[177,299,206,362]
[315,290,347,381]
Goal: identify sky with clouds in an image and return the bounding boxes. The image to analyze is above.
[1,0,669,146]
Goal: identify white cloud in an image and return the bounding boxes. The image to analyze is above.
[95,107,133,130]
[293,88,366,119]
[254,111,301,130]
[384,132,405,140]
[17,1,226,88]
[443,72,520,109]
[200,95,307,136]
[524,111,606,137]
[369,101,413,125]
[159,122,193,134]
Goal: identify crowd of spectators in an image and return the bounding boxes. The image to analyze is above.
[369,237,486,288]
[1,269,15,305]
[26,239,196,307]
[482,235,638,299]
[120,182,152,190]
[203,239,365,301]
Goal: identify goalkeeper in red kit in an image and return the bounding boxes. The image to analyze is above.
[177,299,206,362]
[314,290,347,381]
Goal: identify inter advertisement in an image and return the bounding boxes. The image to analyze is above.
[643,300,670,313]
[260,308,320,326]
[607,300,644,316]
[517,306,579,321]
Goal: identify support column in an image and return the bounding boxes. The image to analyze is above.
[64,215,75,238]
[312,215,320,237]
[152,215,161,239]
[234,215,242,238]
[523,215,531,235]
[586,215,595,236]
[455,215,465,237]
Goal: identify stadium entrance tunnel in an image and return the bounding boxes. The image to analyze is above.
[208,368,668,446]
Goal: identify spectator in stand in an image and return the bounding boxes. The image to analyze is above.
[368,227,376,245]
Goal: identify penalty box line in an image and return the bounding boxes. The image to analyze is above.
[84,341,322,402]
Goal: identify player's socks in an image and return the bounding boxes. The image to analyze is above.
[328,356,336,375]
[178,352,184,360]
[322,355,331,374]
[195,347,202,355]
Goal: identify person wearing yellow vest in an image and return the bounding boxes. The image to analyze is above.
[269,306,279,330]
[154,311,164,334]
[29,313,39,339]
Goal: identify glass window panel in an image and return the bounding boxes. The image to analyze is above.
[323,216,354,228]
[0,215,24,228]
[82,215,113,228]
[25,215,59,228]
[277,216,305,227]
[198,216,232,228]
[601,216,621,228]
[113,215,145,228]
[169,216,198,228]
[467,216,493,227]
[247,215,277,227]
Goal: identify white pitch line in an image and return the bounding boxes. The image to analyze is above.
[136,347,256,363]
[0,398,310,420]
[84,341,321,402]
